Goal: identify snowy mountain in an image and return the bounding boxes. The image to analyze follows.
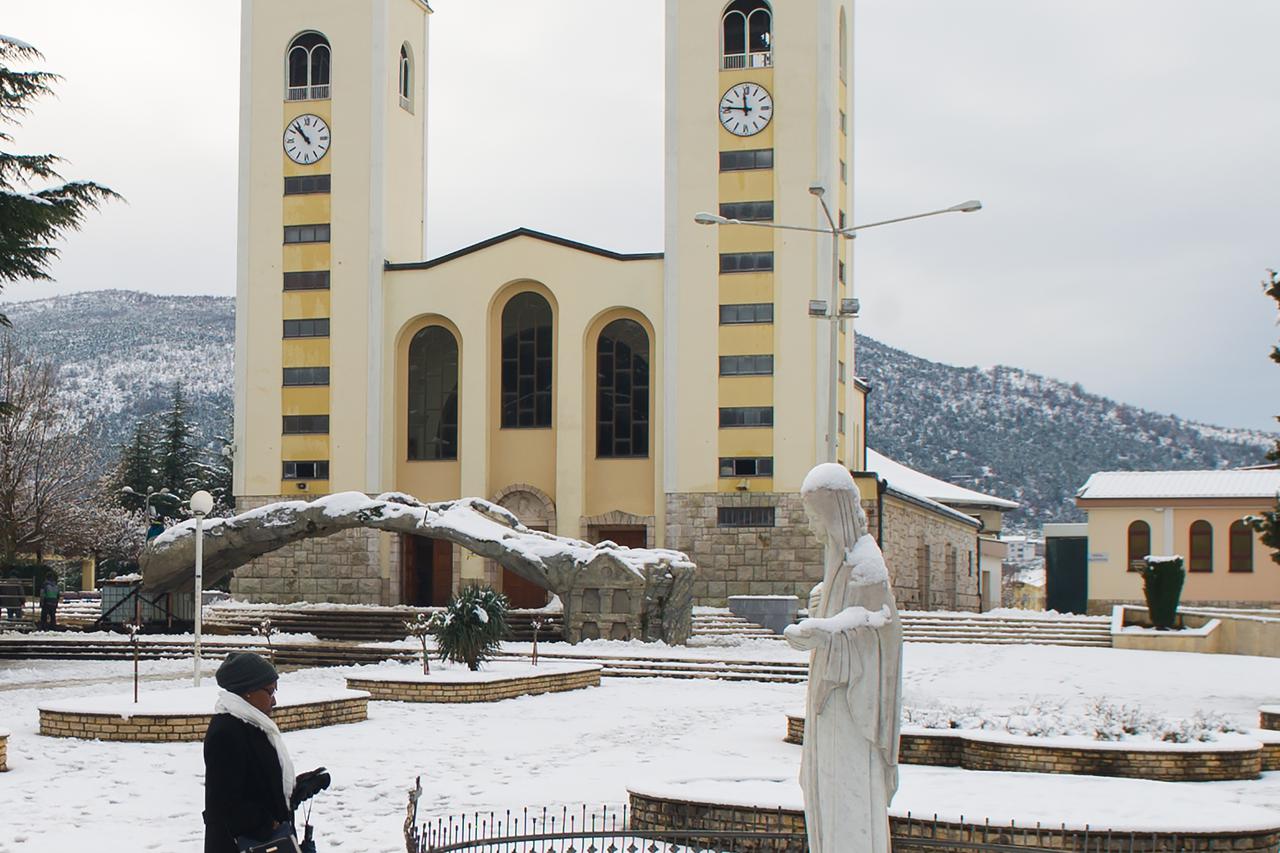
[0,291,1269,527]
[858,336,1272,527]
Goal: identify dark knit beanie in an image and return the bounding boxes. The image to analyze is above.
[215,652,278,695]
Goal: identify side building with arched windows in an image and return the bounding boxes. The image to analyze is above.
[232,0,992,611]
[1075,469,1280,612]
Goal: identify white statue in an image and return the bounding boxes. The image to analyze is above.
[784,463,903,853]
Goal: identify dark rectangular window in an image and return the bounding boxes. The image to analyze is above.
[719,148,773,172]
[840,160,848,184]
[719,200,774,222]
[719,354,774,376]
[282,460,330,480]
[284,174,331,195]
[717,506,776,528]
[282,415,330,434]
[283,318,330,338]
[839,110,847,135]
[720,252,774,274]
[284,224,330,244]
[282,366,330,386]
[283,271,330,291]
[720,406,774,428]
[719,303,774,325]
[838,260,846,284]
[719,457,774,478]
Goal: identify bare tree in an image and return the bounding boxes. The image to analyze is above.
[0,336,96,566]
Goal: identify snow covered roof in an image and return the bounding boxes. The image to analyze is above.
[1076,470,1280,501]
[866,449,1019,510]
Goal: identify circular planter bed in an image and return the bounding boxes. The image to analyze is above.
[784,715,1262,782]
[346,660,601,703]
[1261,705,1280,732]
[628,773,1280,850]
[0,728,8,771]
[39,685,369,743]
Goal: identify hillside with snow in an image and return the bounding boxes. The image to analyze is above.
[0,291,1269,526]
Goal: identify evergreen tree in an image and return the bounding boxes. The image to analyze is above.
[0,37,118,326]
[113,420,158,514]
[1248,270,1280,563]
[157,384,198,502]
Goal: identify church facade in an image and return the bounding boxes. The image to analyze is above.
[231,0,978,610]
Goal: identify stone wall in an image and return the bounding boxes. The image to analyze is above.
[230,496,394,605]
[346,667,600,703]
[39,696,368,742]
[628,790,1280,852]
[0,732,7,771]
[784,716,1262,782]
[1263,708,1280,731]
[876,493,980,612]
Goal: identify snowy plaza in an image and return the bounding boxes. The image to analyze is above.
[2,636,1280,852]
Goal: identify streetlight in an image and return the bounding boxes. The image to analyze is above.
[695,194,981,463]
[189,489,214,687]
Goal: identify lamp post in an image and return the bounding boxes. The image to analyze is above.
[695,196,981,463]
[189,489,214,686]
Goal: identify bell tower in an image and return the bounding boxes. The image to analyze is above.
[234,0,431,508]
[664,0,860,495]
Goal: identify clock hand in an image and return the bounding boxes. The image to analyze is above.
[293,122,313,145]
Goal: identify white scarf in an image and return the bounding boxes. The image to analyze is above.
[214,689,296,808]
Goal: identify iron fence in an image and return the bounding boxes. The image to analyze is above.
[404,788,1278,853]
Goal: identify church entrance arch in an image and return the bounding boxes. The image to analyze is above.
[491,484,555,609]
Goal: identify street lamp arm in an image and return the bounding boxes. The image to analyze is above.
[839,200,982,238]
[694,213,835,236]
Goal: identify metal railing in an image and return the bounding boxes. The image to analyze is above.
[287,84,330,101]
[721,52,772,70]
[405,796,1269,853]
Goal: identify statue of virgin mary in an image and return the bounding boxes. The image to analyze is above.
[784,463,903,853]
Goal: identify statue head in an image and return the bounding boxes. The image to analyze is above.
[800,463,869,551]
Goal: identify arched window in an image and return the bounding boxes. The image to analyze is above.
[839,8,848,82]
[596,319,650,458]
[398,43,413,107]
[1189,520,1213,572]
[1229,520,1254,573]
[1126,520,1150,572]
[287,32,331,100]
[407,326,459,460]
[501,292,553,428]
[722,0,772,70]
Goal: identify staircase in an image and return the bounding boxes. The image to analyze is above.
[202,604,563,643]
[692,610,781,639]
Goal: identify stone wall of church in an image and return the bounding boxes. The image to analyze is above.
[666,491,980,612]
[229,496,392,605]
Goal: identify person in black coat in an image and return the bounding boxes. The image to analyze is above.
[203,653,294,853]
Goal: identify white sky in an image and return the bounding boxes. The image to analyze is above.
[3,0,1278,431]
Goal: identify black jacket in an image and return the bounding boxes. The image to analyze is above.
[203,713,292,853]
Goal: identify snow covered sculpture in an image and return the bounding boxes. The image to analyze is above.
[783,463,903,853]
[139,492,696,644]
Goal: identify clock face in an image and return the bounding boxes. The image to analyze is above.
[719,83,773,137]
[283,114,331,165]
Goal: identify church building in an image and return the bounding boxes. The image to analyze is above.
[231,0,980,610]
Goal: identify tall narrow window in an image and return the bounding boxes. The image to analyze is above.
[398,43,413,110]
[1189,520,1213,572]
[407,326,459,460]
[501,293,553,428]
[721,0,772,70]
[287,32,331,100]
[1229,520,1254,573]
[1126,520,1150,572]
[596,319,650,458]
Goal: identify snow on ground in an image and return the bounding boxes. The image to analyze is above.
[0,643,1279,851]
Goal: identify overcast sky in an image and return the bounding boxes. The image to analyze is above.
[3,1,1278,431]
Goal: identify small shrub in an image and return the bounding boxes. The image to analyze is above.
[1141,556,1185,629]
[432,585,509,671]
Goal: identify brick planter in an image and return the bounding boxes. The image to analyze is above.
[1261,706,1280,732]
[347,664,601,703]
[0,730,8,771]
[628,787,1280,853]
[784,716,1261,782]
[39,690,369,743]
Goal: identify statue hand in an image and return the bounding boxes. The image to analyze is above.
[784,621,830,651]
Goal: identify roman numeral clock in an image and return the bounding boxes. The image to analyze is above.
[283,114,331,165]
[719,82,773,137]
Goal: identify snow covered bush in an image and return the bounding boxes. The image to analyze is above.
[405,611,442,674]
[433,585,508,671]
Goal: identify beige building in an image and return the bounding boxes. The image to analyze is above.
[232,0,985,609]
[1076,470,1280,613]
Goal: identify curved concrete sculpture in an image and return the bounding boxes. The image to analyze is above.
[140,492,696,644]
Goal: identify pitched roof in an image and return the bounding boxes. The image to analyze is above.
[866,449,1019,510]
[1076,469,1280,500]
[384,228,663,271]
